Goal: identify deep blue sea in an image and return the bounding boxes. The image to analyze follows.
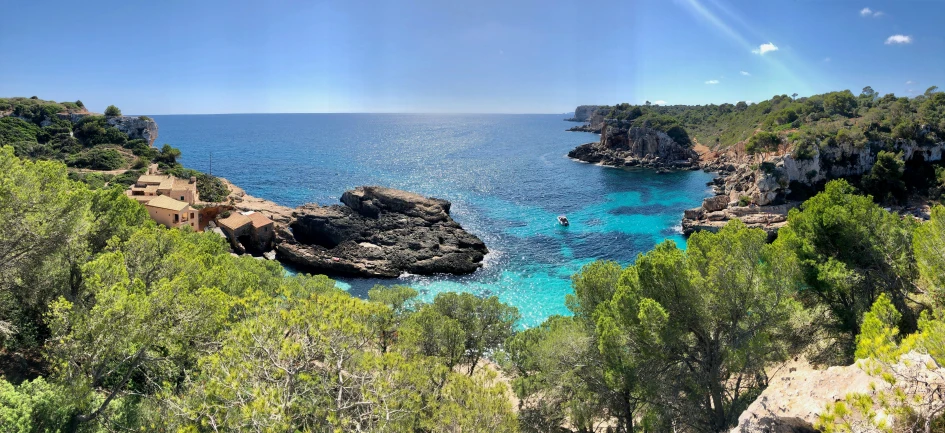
[151,114,714,327]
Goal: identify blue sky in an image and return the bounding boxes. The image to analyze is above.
[1,0,942,114]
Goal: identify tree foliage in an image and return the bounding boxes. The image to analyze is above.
[775,179,919,364]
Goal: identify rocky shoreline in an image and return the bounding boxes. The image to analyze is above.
[224,184,488,278]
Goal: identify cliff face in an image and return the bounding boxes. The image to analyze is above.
[566,105,600,122]
[682,139,943,238]
[107,116,159,146]
[705,139,945,208]
[11,112,160,147]
[568,123,699,170]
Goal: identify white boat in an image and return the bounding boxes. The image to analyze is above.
[557,215,570,226]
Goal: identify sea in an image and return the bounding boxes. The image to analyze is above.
[151,113,715,327]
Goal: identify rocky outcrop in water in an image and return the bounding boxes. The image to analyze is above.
[568,123,700,170]
[275,186,488,278]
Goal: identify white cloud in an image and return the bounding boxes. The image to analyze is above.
[746,101,754,104]
[872,11,884,17]
[824,57,831,62]
[906,80,915,84]
[740,71,751,76]
[885,34,912,44]
[653,100,667,105]
[705,80,720,85]
[751,42,779,55]
[860,7,872,16]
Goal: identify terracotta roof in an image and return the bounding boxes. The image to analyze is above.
[218,213,252,231]
[246,212,274,228]
[145,195,190,212]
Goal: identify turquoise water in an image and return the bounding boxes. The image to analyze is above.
[151,114,714,327]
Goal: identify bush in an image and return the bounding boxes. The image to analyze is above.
[104,105,121,117]
[67,148,125,170]
[111,169,145,186]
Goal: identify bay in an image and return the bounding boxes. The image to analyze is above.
[152,113,714,327]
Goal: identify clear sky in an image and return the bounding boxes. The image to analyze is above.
[1,0,942,114]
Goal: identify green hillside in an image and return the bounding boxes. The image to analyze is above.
[596,86,945,152]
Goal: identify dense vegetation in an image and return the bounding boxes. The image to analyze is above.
[2,142,943,432]
[0,147,518,432]
[600,87,945,151]
[0,97,227,200]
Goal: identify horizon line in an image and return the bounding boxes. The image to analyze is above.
[140,111,574,116]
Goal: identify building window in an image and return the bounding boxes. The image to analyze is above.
[174,214,179,223]
[181,196,185,201]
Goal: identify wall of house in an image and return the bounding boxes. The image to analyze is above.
[146,207,197,230]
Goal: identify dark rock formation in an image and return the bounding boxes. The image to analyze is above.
[568,123,699,170]
[276,186,488,278]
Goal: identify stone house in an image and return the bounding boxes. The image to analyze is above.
[126,172,199,205]
[217,211,274,253]
[144,195,197,230]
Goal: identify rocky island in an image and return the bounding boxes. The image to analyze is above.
[275,186,488,278]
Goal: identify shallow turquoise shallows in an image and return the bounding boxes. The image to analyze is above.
[151,114,714,327]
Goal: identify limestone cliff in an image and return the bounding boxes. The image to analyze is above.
[706,139,945,207]
[107,115,159,146]
[7,111,160,147]
[682,139,944,235]
[568,122,699,170]
[565,105,600,122]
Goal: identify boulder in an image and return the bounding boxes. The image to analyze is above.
[703,195,729,212]
[276,186,488,278]
[683,207,704,220]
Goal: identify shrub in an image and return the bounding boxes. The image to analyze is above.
[104,105,121,117]
[66,148,125,170]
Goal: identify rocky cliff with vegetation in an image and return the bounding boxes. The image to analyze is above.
[568,121,699,170]
[565,104,600,122]
[571,87,945,233]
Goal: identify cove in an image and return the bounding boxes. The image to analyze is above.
[153,113,715,327]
